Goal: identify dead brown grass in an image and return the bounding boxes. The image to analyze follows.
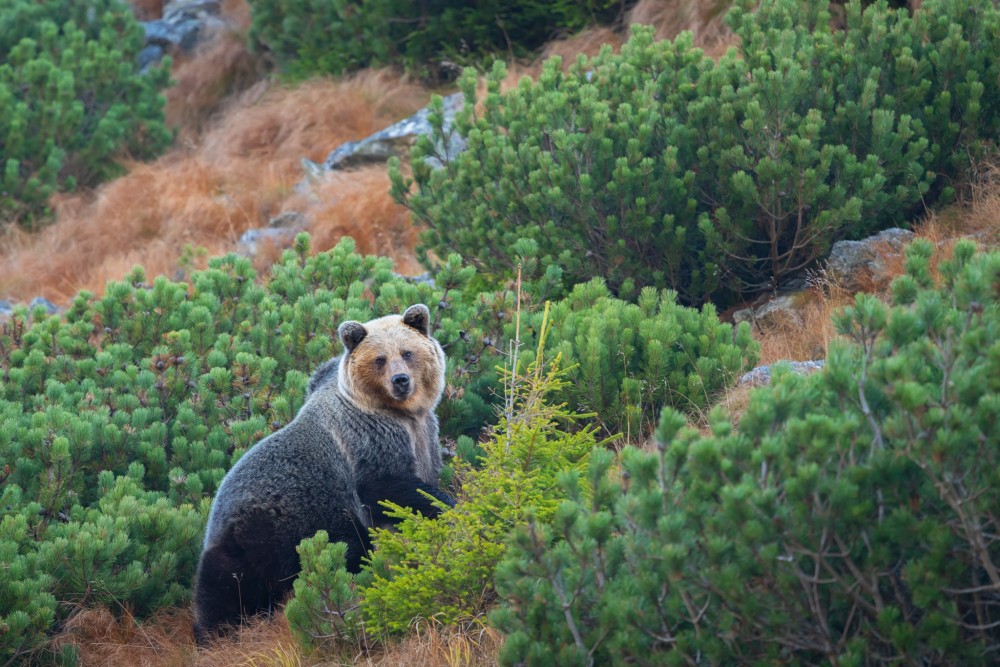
[920,163,1000,251]
[279,168,422,276]
[54,606,195,667]
[221,0,253,32]
[362,619,503,667]
[165,1,263,139]
[166,31,264,139]
[53,606,502,667]
[0,71,428,303]
[626,0,736,58]
[752,288,850,367]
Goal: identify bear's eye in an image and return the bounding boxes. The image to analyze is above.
[401,350,413,361]
[375,356,386,367]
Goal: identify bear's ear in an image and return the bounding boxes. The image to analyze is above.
[339,321,368,353]
[402,304,430,336]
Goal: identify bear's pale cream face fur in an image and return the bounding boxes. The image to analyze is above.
[337,306,445,416]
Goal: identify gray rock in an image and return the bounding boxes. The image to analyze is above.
[739,360,826,387]
[143,17,203,50]
[732,293,804,329]
[0,300,12,316]
[322,93,466,171]
[28,297,59,314]
[300,158,325,183]
[237,212,307,257]
[826,228,915,290]
[139,0,223,68]
[138,44,165,71]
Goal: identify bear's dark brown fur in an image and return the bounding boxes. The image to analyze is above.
[192,304,451,644]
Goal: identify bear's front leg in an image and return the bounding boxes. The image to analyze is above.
[357,475,454,527]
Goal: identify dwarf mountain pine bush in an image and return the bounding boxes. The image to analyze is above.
[516,279,758,440]
[284,531,370,653]
[246,0,631,82]
[0,0,172,227]
[0,234,759,661]
[0,237,488,663]
[494,239,1000,666]
[392,0,1000,304]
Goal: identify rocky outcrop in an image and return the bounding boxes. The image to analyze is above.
[739,360,825,387]
[732,293,804,329]
[0,297,61,319]
[138,0,225,70]
[825,227,915,291]
[236,211,307,258]
[28,297,59,314]
[307,92,466,174]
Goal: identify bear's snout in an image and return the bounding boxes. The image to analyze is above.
[391,373,411,398]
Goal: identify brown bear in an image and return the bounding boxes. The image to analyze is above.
[192,304,453,643]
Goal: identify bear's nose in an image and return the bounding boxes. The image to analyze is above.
[392,374,410,390]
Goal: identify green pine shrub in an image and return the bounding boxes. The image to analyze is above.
[0,236,493,663]
[0,0,172,227]
[517,279,758,439]
[494,239,1000,666]
[246,0,630,82]
[0,234,771,662]
[362,347,603,638]
[284,531,370,653]
[393,0,1000,304]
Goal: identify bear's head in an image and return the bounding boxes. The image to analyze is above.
[337,304,446,415]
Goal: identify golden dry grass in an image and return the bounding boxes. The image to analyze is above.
[165,30,264,139]
[279,167,423,275]
[221,0,253,32]
[752,287,850,367]
[53,606,502,667]
[626,0,736,58]
[0,71,428,302]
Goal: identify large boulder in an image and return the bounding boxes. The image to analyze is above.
[732,293,804,329]
[826,227,915,291]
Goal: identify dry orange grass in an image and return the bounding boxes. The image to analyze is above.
[626,0,736,58]
[53,606,502,667]
[166,31,264,138]
[278,167,423,275]
[0,71,428,303]
[220,0,253,32]
[165,1,261,138]
[751,287,850,367]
